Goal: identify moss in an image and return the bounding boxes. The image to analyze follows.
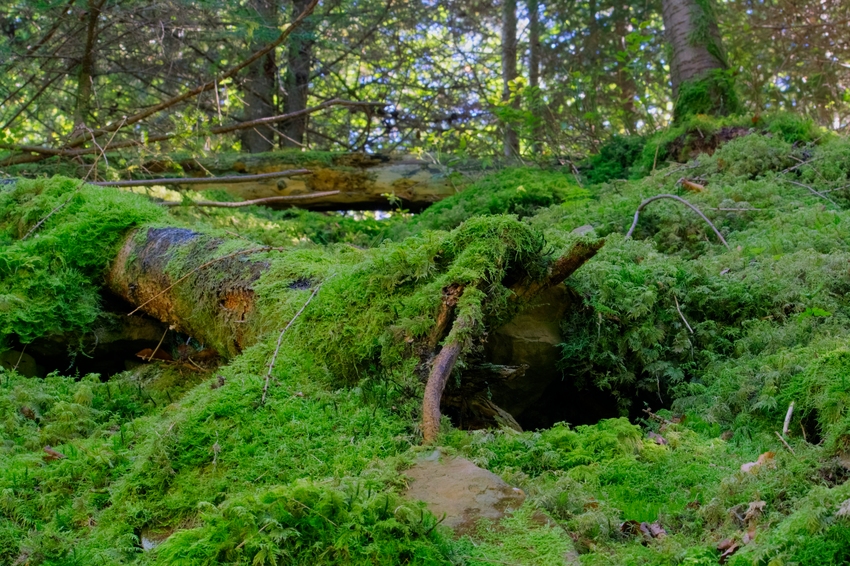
[674,69,741,122]
[580,135,647,185]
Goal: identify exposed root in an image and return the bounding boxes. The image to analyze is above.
[422,339,462,444]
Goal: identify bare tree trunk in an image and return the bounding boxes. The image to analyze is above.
[241,0,280,153]
[660,0,738,119]
[501,0,520,157]
[613,3,637,134]
[527,0,542,153]
[73,0,104,128]
[282,0,315,147]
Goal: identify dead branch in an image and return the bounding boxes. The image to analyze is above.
[774,430,796,455]
[161,191,340,208]
[625,194,729,249]
[0,0,320,166]
[674,295,693,334]
[510,239,604,301]
[783,179,838,206]
[22,121,125,239]
[92,169,311,188]
[422,338,463,443]
[262,284,322,405]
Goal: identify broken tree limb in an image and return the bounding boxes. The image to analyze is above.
[509,239,605,302]
[91,169,312,187]
[625,194,729,249]
[160,191,340,208]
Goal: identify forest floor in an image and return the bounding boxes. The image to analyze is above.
[2,113,850,565]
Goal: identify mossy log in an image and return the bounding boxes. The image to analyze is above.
[105,222,602,439]
[142,151,462,211]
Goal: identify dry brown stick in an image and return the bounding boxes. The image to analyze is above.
[128,246,284,317]
[92,169,312,187]
[262,284,322,405]
[422,338,463,444]
[12,345,27,373]
[161,191,340,208]
[625,194,729,249]
[146,325,173,362]
[774,430,796,455]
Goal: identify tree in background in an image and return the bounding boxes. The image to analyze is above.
[241,0,281,153]
[660,0,739,120]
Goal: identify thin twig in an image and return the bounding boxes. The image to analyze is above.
[262,284,323,405]
[783,179,838,206]
[162,191,339,208]
[782,401,794,437]
[13,344,27,372]
[625,194,729,248]
[774,430,796,455]
[22,120,125,240]
[128,247,284,316]
[674,295,693,334]
[146,325,173,362]
[92,169,311,187]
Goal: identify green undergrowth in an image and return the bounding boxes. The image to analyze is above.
[4,122,850,564]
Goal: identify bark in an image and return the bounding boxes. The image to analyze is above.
[241,0,280,153]
[613,3,638,134]
[527,0,542,152]
[501,0,520,157]
[145,152,462,211]
[660,0,726,97]
[73,0,105,127]
[282,0,315,147]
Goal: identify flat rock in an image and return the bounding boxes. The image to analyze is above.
[404,450,526,534]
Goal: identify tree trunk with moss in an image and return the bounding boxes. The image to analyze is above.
[660,0,739,120]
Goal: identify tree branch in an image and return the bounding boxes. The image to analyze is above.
[91,169,311,187]
[161,191,340,208]
[625,194,729,248]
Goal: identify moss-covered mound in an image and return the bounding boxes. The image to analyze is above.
[4,122,850,564]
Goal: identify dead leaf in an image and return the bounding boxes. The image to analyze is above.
[836,498,850,519]
[647,521,666,538]
[718,539,740,564]
[210,375,225,389]
[741,451,775,473]
[19,406,36,420]
[743,526,757,544]
[681,179,706,192]
[43,445,66,461]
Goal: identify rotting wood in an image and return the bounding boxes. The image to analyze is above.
[421,240,604,444]
[91,169,311,187]
[160,191,340,208]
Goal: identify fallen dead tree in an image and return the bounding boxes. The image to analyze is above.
[103,208,601,439]
[3,178,601,441]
